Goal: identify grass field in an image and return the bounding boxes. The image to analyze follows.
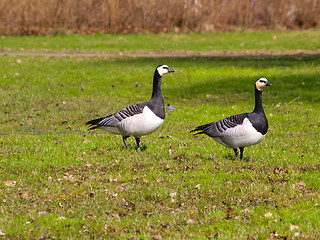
[0,31,320,239]
[1,30,320,54]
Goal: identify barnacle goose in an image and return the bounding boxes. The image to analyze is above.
[190,78,271,159]
[86,65,174,151]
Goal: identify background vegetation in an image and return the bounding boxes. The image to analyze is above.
[0,0,320,35]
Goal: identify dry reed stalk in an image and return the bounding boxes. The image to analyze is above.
[0,0,319,35]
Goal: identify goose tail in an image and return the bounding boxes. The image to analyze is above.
[86,117,106,130]
[189,124,207,135]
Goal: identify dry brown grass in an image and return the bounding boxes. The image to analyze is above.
[0,0,319,35]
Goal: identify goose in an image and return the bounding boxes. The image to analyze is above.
[86,65,174,151]
[190,78,271,159]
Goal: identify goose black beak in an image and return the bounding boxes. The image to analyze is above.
[169,68,175,73]
[266,82,272,86]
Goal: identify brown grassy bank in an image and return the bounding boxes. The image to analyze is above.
[0,0,319,35]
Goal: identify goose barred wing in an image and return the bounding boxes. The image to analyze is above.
[190,113,247,137]
[86,103,146,129]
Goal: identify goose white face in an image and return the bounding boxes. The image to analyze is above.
[157,65,174,76]
[256,78,271,91]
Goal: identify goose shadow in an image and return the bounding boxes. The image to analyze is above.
[224,154,250,162]
[134,144,147,152]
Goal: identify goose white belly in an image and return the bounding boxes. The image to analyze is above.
[100,126,122,135]
[118,106,164,137]
[214,118,266,148]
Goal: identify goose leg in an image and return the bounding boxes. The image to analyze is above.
[239,147,244,160]
[233,148,239,157]
[122,136,130,150]
[135,137,141,152]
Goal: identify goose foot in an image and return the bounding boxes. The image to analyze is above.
[135,137,141,152]
[233,148,239,157]
[239,147,244,160]
[122,136,130,151]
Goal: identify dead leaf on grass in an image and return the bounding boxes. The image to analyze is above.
[169,192,176,198]
[38,211,48,216]
[132,177,148,183]
[290,225,299,231]
[153,234,163,240]
[63,173,76,182]
[168,144,175,153]
[162,223,171,229]
[187,219,195,224]
[0,228,5,236]
[183,165,191,172]
[22,192,29,199]
[89,192,96,197]
[3,181,16,187]
[270,231,279,237]
[115,186,124,192]
[183,163,199,173]
[36,235,53,240]
[244,208,254,214]
[156,178,165,183]
[264,212,273,218]
[226,208,233,219]
[241,213,248,219]
[274,167,288,174]
[173,154,185,162]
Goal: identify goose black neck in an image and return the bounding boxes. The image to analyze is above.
[151,71,162,99]
[253,87,264,113]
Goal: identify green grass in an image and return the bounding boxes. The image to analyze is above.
[0,34,320,239]
[0,30,320,54]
